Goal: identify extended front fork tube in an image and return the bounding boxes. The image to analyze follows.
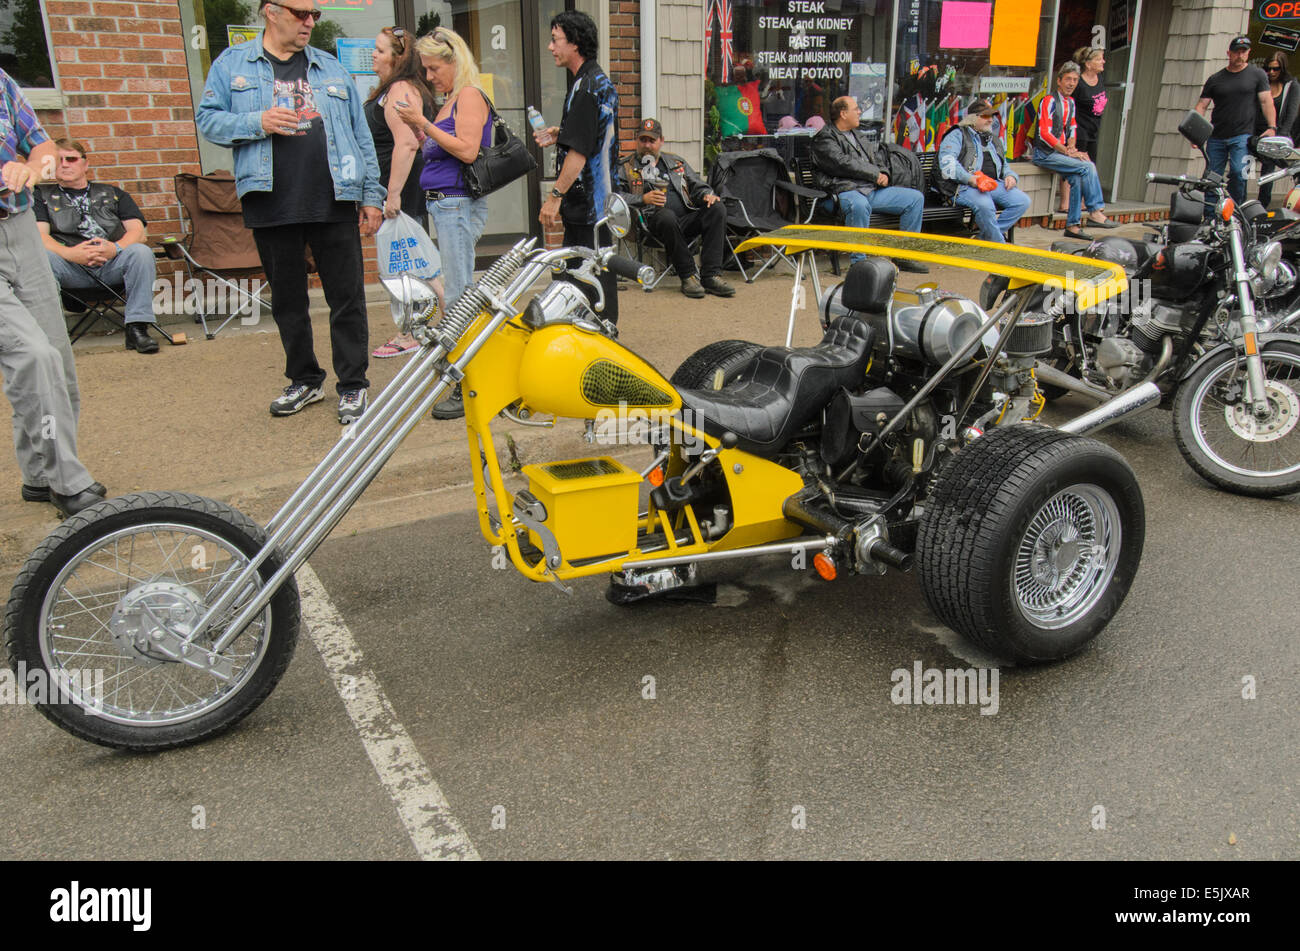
[1227,219,1272,416]
[178,243,537,663]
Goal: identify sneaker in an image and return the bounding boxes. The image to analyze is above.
[270,383,325,417]
[431,384,464,420]
[700,274,735,297]
[337,388,367,425]
[680,275,706,299]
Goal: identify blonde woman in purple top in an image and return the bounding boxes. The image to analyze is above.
[394,27,491,419]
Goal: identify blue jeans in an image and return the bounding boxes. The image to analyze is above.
[427,195,489,305]
[954,181,1032,243]
[1031,147,1104,227]
[836,186,924,261]
[46,243,157,323]
[1205,133,1250,207]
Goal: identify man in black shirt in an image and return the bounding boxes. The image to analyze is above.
[34,139,160,354]
[616,118,734,298]
[534,10,621,323]
[197,0,383,424]
[1196,36,1276,204]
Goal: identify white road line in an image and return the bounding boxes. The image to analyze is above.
[296,564,480,861]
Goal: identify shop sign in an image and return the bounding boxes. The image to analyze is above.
[1261,23,1300,49]
[979,76,1031,94]
[226,25,260,46]
[1259,1,1300,20]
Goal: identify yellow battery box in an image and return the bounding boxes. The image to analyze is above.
[519,457,643,562]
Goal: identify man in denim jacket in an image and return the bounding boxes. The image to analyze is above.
[197,0,384,424]
[938,99,1030,244]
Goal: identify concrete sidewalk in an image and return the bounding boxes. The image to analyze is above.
[0,221,1148,574]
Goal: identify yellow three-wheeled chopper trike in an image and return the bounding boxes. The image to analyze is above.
[6,200,1159,750]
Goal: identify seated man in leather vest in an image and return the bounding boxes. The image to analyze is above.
[811,96,928,273]
[34,139,160,353]
[615,118,734,299]
[937,98,1031,244]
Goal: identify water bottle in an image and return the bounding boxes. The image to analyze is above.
[526,106,545,133]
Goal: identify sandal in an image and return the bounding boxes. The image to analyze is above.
[372,335,419,358]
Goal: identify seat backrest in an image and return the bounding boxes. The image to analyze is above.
[174,171,264,271]
[709,148,794,221]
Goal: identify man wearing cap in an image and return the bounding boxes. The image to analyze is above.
[938,99,1030,244]
[1196,36,1276,205]
[615,119,734,298]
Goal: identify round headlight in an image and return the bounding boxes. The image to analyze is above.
[1253,241,1283,283]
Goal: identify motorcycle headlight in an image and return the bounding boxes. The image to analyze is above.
[1251,241,1283,284]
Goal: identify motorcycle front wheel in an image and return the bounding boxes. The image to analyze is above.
[4,492,300,750]
[1171,339,1300,497]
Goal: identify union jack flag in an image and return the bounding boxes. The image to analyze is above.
[705,0,715,53]
[717,0,734,83]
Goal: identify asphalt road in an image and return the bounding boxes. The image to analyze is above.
[1,399,1295,860]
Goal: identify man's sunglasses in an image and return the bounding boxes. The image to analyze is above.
[269,3,323,24]
[59,155,85,164]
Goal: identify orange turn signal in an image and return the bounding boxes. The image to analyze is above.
[647,466,664,487]
[813,552,837,581]
[1220,198,1236,221]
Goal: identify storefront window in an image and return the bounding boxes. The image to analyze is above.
[890,0,1055,158]
[703,0,894,164]
[1,0,56,88]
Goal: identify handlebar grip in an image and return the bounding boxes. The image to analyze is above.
[606,254,654,285]
[1147,173,1185,186]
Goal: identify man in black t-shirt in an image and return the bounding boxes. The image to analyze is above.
[1196,36,1276,204]
[34,139,160,354]
[197,0,383,425]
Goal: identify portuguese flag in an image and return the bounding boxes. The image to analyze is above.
[717,79,766,136]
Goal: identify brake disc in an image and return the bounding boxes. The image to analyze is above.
[1224,381,1299,442]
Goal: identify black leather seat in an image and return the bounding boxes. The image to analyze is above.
[677,315,876,456]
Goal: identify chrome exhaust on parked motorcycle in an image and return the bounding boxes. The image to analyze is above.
[1057,382,1162,436]
[1034,363,1114,401]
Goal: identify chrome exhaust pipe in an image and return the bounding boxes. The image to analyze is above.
[1034,362,1113,401]
[1058,381,1162,436]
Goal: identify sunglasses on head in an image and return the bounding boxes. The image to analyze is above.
[269,2,322,24]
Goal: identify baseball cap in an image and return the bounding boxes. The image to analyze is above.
[637,118,663,140]
[967,97,995,117]
[1228,36,1251,52]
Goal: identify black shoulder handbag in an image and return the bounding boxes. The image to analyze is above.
[462,90,537,199]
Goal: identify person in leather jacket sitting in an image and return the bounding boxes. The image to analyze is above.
[615,118,735,298]
[34,139,160,354]
[811,96,928,272]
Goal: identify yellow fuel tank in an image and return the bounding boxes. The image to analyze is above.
[517,324,681,419]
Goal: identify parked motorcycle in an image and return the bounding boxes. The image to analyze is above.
[984,112,1300,498]
[5,207,1158,750]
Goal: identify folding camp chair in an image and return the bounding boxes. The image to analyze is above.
[164,171,296,339]
[706,148,823,284]
[59,260,182,346]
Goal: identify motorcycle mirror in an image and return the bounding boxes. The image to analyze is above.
[1255,135,1299,162]
[1178,110,1213,148]
[601,194,632,239]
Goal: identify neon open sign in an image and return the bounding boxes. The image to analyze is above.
[1260,1,1300,19]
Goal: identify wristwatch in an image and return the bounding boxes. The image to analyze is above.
[550,186,566,199]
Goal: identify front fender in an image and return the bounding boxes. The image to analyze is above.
[1180,332,1298,383]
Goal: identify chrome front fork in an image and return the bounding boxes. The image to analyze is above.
[1227,221,1272,415]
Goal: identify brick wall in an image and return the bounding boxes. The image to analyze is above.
[609,0,641,155]
[37,1,201,279]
